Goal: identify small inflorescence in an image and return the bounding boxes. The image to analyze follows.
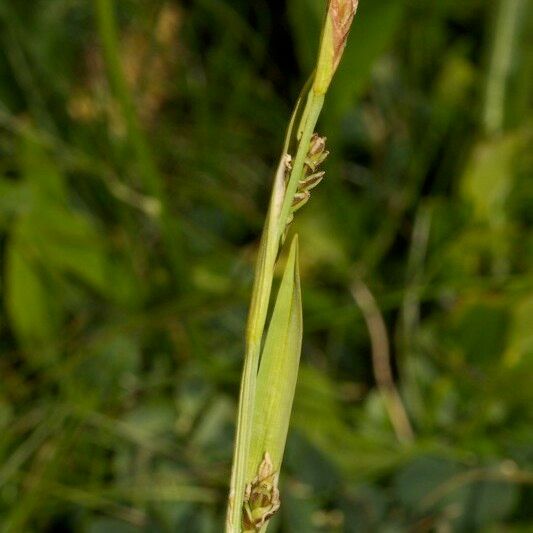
[242,453,280,532]
[285,133,328,227]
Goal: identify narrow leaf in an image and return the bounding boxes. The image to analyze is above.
[247,235,303,479]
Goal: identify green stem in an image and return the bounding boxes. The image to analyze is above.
[226,163,285,532]
[226,88,324,533]
[278,91,324,240]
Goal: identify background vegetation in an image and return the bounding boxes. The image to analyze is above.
[0,0,532,531]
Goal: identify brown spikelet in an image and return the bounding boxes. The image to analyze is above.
[329,0,358,70]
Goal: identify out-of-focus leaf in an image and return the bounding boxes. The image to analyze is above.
[297,197,349,273]
[19,135,66,199]
[285,430,339,493]
[0,179,30,228]
[123,400,176,439]
[282,485,320,533]
[2,139,132,362]
[176,371,213,436]
[4,240,62,357]
[70,334,141,404]
[457,479,519,529]
[0,399,13,432]
[393,456,464,510]
[87,519,139,533]
[450,301,509,366]
[18,206,108,293]
[435,55,476,107]
[190,395,234,458]
[341,484,387,532]
[294,366,404,478]
[153,501,197,532]
[16,140,109,293]
[247,236,302,478]
[293,364,342,434]
[460,133,525,226]
[2,140,117,360]
[504,295,533,367]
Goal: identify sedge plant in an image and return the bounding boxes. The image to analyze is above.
[226,2,359,531]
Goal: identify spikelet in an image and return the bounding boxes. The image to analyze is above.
[288,133,328,220]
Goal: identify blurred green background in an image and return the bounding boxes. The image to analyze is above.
[0,0,532,531]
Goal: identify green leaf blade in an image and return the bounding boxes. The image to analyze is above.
[247,235,303,479]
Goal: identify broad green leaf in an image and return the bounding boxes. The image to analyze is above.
[247,235,303,479]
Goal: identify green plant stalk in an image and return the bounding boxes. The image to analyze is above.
[227,2,358,530]
[227,143,294,533]
[278,91,325,242]
[227,87,326,533]
[226,72,317,532]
